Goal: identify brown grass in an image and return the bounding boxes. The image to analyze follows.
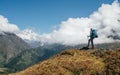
[9,48,120,75]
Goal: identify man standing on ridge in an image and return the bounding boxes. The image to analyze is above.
[87,28,98,49]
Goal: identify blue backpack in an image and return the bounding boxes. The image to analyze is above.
[92,29,98,38]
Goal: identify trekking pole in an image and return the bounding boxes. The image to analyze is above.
[87,35,90,40]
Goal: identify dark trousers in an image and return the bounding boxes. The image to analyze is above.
[87,38,94,49]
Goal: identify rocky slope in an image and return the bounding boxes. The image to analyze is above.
[10,48,120,75]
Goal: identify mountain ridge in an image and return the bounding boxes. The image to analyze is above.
[5,42,120,74]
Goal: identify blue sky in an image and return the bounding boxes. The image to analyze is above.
[0,0,116,33]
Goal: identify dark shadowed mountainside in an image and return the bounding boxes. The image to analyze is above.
[5,44,71,72]
[0,32,30,67]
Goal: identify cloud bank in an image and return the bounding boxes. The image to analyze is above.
[0,15,40,41]
[0,0,120,46]
[0,15,19,32]
[39,0,120,45]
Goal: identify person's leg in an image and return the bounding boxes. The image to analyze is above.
[87,39,90,48]
[91,38,94,49]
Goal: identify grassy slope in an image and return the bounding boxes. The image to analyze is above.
[10,48,120,75]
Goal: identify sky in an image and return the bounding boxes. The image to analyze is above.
[0,0,120,45]
[0,0,115,33]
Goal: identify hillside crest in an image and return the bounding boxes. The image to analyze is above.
[10,48,120,75]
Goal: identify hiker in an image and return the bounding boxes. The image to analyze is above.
[87,28,98,49]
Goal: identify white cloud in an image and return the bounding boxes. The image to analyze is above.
[0,15,39,42]
[40,18,91,45]
[0,15,19,32]
[39,0,120,45]
[0,0,120,46]
[17,29,40,41]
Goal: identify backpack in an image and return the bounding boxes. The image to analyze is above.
[92,29,98,38]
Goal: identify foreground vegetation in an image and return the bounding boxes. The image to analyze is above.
[10,48,120,75]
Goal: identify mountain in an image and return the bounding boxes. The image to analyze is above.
[5,44,72,72]
[10,48,120,75]
[0,32,119,74]
[0,32,30,67]
[96,42,120,49]
[5,42,120,73]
